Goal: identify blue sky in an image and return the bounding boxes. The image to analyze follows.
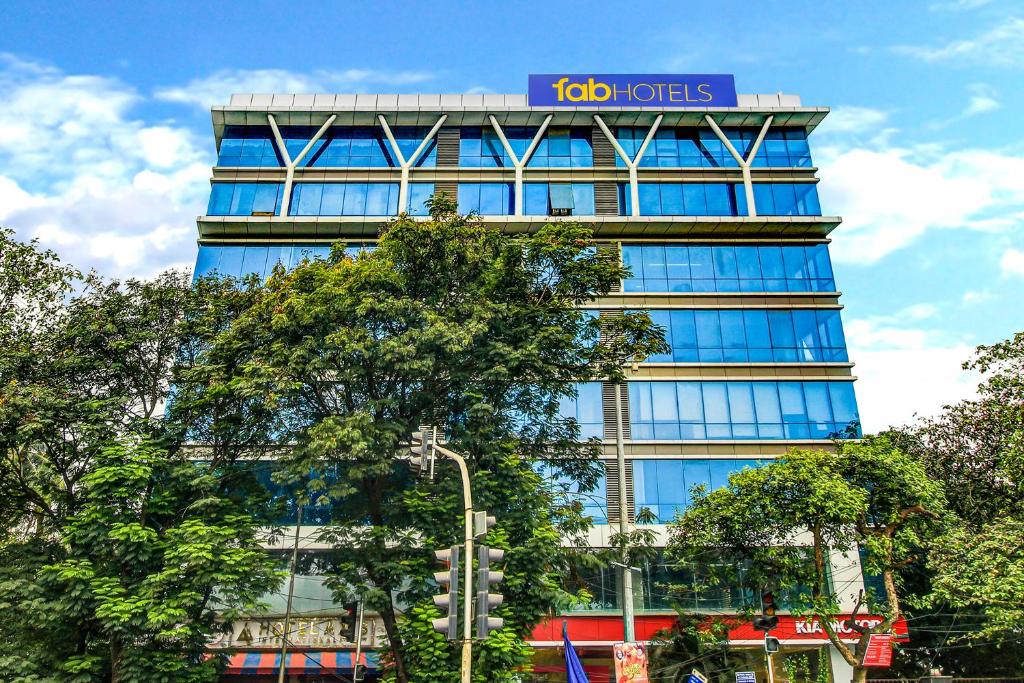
[2,0,1022,431]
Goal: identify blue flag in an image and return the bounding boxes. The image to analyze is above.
[563,622,590,683]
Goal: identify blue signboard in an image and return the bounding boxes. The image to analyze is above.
[528,74,737,107]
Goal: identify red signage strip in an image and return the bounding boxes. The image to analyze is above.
[529,615,908,647]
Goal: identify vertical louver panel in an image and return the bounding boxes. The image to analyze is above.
[602,381,630,440]
[433,182,458,201]
[436,127,460,167]
[605,459,635,524]
[592,123,617,167]
[594,182,619,216]
[594,240,620,292]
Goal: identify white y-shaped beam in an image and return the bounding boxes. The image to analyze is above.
[593,114,664,217]
[268,113,337,218]
[487,114,553,216]
[704,114,773,217]
[378,114,448,214]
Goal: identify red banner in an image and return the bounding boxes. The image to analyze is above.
[863,633,894,667]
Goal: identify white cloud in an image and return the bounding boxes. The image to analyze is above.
[845,317,978,430]
[816,126,1024,264]
[963,94,999,116]
[930,0,994,10]
[817,106,889,135]
[1000,248,1024,277]
[154,67,436,109]
[0,54,209,279]
[893,17,1024,67]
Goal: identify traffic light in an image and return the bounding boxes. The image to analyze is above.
[341,602,359,642]
[475,544,505,639]
[473,510,504,639]
[431,546,460,640]
[764,635,780,653]
[411,427,434,474]
[753,591,779,631]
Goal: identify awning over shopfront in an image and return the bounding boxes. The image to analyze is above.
[222,651,378,676]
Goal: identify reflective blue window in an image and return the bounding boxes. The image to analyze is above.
[523,183,596,215]
[628,381,860,440]
[752,183,821,216]
[217,126,283,167]
[526,127,593,168]
[633,459,765,521]
[558,382,604,440]
[622,244,835,293]
[614,127,812,168]
[457,183,514,215]
[643,309,848,363]
[751,129,813,168]
[273,126,436,168]
[193,243,373,281]
[407,183,434,216]
[618,184,743,216]
[253,462,340,525]
[208,183,284,216]
[460,126,593,168]
[288,183,400,216]
[537,462,607,524]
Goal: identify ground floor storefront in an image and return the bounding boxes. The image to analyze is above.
[214,613,908,682]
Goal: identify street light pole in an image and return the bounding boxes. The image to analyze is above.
[277,504,303,683]
[430,441,475,683]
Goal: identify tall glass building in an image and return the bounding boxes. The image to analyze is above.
[196,88,879,682]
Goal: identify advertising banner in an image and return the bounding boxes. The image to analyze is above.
[862,633,894,667]
[613,642,650,682]
[528,74,737,107]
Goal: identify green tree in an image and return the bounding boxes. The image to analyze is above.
[0,228,281,681]
[192,196,666,682]
[667,440,945,683]
[888,333,1024,653]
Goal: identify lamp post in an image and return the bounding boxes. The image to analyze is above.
[613,381,636,643]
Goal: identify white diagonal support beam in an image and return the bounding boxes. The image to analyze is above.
[705,113,773,218]
[593,113,663,217]
[379,113,448,214]
[488,114,553,216]
[268,113,336,218]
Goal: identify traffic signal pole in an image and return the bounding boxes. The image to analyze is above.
[431,441,475,683]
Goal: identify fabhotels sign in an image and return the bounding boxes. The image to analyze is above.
[528,74,737,107]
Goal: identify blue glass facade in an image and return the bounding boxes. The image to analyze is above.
[633,458,765,522]
[523,183,595,216]
[615,127,812,168]
[208,182,284,216]
[457,182,515,215]
[557,382,604,440]
[619,183,820,217]
[193,244,372,281]
[628,381,859,440]
[289,182,400,216]
[622,244,835,292]
[459,126,593,167]
[216,125,437,168]
[644,309,848,363]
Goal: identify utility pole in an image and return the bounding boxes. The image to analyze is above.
[277,504,303,683]
[614,381,635,642]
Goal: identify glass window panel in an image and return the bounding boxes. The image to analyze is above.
[629,383,653,423]
[549,184,574,209]
[665,246,690,280]
[753,383,782,425]
[651,383,680,421]
[342,183,367,215]
[229,183,257,215]
[216,246,245,280]
[712,247,738,279]
[407,183,434,216]
[193,246,221,279]
[804,383,833,422]
[689,247,714,280]
[778,383,809,424]
[660,183,684,215]
[572,183,595,214]
[695,311,722,350]
[364,183,394,215]
[727,383,755,423]
[682,184,707,215]
[752,184,775,215]
[677,383,704,423]
[772,183,799,216]
[719,311,747,350]
[793,310,822,360]
[240,246,269,278]
[208,184,234,215]
[524,183,549,215]
[702,383,730,424]
[828,383,860,426]
[682,460,713,506]
[638,184,662,215]
[640,245,667,280]
[670,311,698,362]
[705,183,734,215]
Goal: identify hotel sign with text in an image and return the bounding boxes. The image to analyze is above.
[528,74,737,107]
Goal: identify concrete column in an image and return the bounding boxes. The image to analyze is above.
[828,644,855,683]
